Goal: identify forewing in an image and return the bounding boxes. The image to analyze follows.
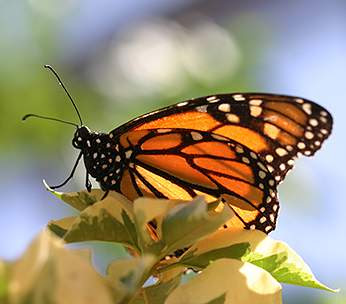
[111,93,333,182]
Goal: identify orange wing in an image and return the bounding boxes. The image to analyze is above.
[114,128,279,233]
[111,93,333,183]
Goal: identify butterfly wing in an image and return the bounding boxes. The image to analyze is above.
[114,128,279,233]
[111,93,333,182]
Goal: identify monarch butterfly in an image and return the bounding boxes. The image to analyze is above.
[24,65,333,234]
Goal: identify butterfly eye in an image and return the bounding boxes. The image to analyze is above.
[72,134,83,149]
[72,127,89,148]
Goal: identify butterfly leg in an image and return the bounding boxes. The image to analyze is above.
[85,171,92,192]
[50,151,83,189]
[101,191,109,200]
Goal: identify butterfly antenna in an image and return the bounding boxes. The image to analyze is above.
[44,65,83,126]
[22,114,78,127]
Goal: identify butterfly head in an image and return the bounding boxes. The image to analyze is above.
[72,126,92,149]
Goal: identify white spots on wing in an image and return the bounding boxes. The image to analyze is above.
[309,118,318,127]
[101,154,105,158]
[250,151,257,159]
[297,142,306,149]
[314,140,321,146]
[106,143,111,148]
[250,106,262,117]
[265,154,274,163]
[116,168,120,174]
[320,116,328,123]
[157,128,172,133]
[77,137,82,141]
[259,171,266,179]
[305,131,314,139]
[269,214,275,222]
[279,164,286,171]
[295,98,304,104]
[269,189,275,197]
[102,164,107,169]
[260,217,267,223]
[109,133,114,139]
[272,204,278,211]
[87,140,91,147]
[111,180,116,185]
[125,150,133,159]
[259,183,264,189]
[207,96,219,103]
[196,105,208,112]
[266,197,272,203]
[115,155,121,162]
[269,179,275,186]
[233,94,246,101]
[96,138,101,144]
[287,159,295,166]
[191,131,203,141]
[321,129,328,135]
[286,145,293,151]
[267,165,274,173]
[177,101,188,107]
[302,103,312,115]
[320,110,328,117]
[257,162,267,172]
[264,123,280,140]
[235,145,244,154]
[108,158,113,163]
[93,152,98,159]
[242,156,250,164]
[250,224,256,230]
[265,226,272,232]
[218,103,231,112]
[260,207,266,212]
[129,162,134,168]
[275,176,281,181]
[304,151,312,156]
[249,99,262,106]
[276,147,288,157]
[226,113,240,123]
[103,176,108,182]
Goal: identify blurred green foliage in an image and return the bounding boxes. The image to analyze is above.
[0,1,274,158]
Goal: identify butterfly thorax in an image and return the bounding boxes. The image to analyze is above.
[72,126,124,190]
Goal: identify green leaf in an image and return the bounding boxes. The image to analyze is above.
[161,197,233,257]
[177,227,337,293]
[62,195,139,251]
[165,258,282,304]
[133,197,180,252]
[48,216,77,238]
[8,230,114,304]
[243,240,338,292]
[106,255,156,304]
[180,242,250,269]
[44,180,105,211]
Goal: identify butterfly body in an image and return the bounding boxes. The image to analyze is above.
[69,93,332,234]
